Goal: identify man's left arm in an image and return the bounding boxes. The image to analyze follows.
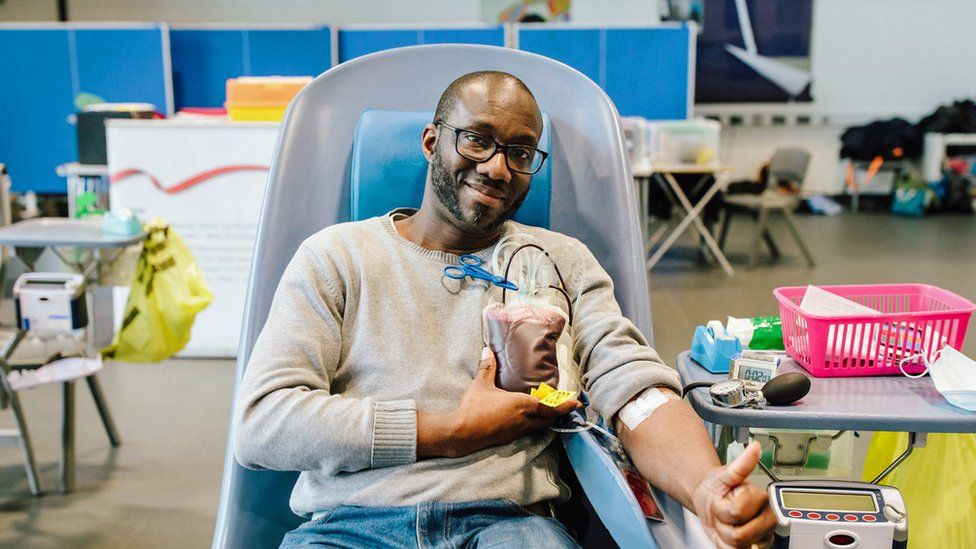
[568,246,775,548]
[616,392,776,548]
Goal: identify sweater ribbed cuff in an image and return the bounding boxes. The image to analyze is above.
[371,400,418,468]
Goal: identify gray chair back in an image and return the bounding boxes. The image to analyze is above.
[213,44,652,549]
[768,147,811,187]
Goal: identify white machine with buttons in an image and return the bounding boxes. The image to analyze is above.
[13,273,88,336]
[770,480,907,549]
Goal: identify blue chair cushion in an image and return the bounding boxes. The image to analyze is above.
[350,110,551,227]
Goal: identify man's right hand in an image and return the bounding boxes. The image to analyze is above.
[417,347,580,458]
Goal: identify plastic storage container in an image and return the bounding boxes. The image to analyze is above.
[647,118,721,166]
[225,77,312,121]
[774,284,975,377]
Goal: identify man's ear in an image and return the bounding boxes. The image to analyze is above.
[421,124,438,162]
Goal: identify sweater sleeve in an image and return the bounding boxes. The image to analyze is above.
[571,246,681,423]
[233,244,417,474]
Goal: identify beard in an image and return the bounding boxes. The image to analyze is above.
[430,148,529,234]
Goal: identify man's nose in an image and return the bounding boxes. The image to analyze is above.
[476,150,512,183]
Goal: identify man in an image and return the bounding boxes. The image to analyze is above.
[235,71,776,548]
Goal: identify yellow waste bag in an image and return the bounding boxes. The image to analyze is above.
[862,432,976,548]
[102,219,212,362]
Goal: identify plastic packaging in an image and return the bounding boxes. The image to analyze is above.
[101,219,212,362]
[726,316,785,350]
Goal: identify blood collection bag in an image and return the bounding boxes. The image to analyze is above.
[483,238,578,394]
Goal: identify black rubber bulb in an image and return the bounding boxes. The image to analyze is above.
[761,372,811,406]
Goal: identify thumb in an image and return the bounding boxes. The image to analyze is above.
[476,347,498,384]
[714,441,762,490]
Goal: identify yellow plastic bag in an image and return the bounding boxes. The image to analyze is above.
[102,219,212,362]
[862,432,976,548]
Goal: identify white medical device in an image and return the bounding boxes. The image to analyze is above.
[13,273,88,336]
[730,351,781,390]
[770,480,907,549]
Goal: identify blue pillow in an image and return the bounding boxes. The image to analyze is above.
[350,110,551,227]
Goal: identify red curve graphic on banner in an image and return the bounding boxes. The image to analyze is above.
[110,165,269,194]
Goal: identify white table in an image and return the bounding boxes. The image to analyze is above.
[633,163,735,276]
[0,218,137,494]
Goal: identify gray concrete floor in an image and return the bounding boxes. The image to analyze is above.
[0,211,973,548]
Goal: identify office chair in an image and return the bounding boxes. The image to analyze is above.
[213,44,705,549]
[717,147,816,268]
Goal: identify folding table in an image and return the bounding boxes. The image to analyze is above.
[634,164,735,275]
[675,351,976,483]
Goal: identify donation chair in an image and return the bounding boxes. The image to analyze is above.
[213,44,706,549]
[716,147,816,268]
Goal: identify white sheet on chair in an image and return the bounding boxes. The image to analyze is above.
[7,355,103,391]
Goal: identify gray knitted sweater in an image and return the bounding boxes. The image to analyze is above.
[233,210,680,517]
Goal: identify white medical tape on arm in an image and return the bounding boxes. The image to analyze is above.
[618,387,679,431]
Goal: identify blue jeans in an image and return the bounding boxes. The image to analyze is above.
[280,499,581,548]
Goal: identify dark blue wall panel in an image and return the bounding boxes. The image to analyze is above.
[420,28,504,47]
[604,28,689,120]
[338,26,505,63]
[74,29,170,110]
[339,29,418,63]
[518,25,691,120]
[0,25,169,193]
[1,23,691,193]
[517,28,602,87]
[0,30,76,194]
[170,30,245,109]
[171,27,332,109]
[247,29,331,76]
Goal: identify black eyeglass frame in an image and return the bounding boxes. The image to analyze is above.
[435,120,549,175]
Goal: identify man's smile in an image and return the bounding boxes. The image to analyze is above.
[463,180,507,206]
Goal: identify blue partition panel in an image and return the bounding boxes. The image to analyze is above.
[604,27,691,120]
[0,30,75,194]
[247,29,331,76]
[338,26,505,63]
[170,30,245,109]
[516,28,602,87]
[0,24,170,193]
[170,26,332,109]
[517,25,692,120]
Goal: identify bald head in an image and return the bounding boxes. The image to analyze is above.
[433,71,542,133]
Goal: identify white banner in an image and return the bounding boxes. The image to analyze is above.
[107,119,279,357]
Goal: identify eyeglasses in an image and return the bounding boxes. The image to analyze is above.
[435,121,548,175]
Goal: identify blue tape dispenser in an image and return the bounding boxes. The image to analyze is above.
[690,321,742,374]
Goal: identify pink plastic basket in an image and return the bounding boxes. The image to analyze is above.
[774,284,975,377]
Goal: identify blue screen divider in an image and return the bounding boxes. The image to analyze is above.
[0,22,693,193]
[0,23,172,193]
[170,25,332,109]
[338,25,506,63]
[516,23,694,121]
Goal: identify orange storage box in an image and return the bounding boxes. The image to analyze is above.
[225,77,312,121]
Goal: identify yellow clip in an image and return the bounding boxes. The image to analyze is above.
[533,382,577,407]
[534,382,555,400]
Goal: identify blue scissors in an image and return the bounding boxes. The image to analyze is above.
[443,254,519,290]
